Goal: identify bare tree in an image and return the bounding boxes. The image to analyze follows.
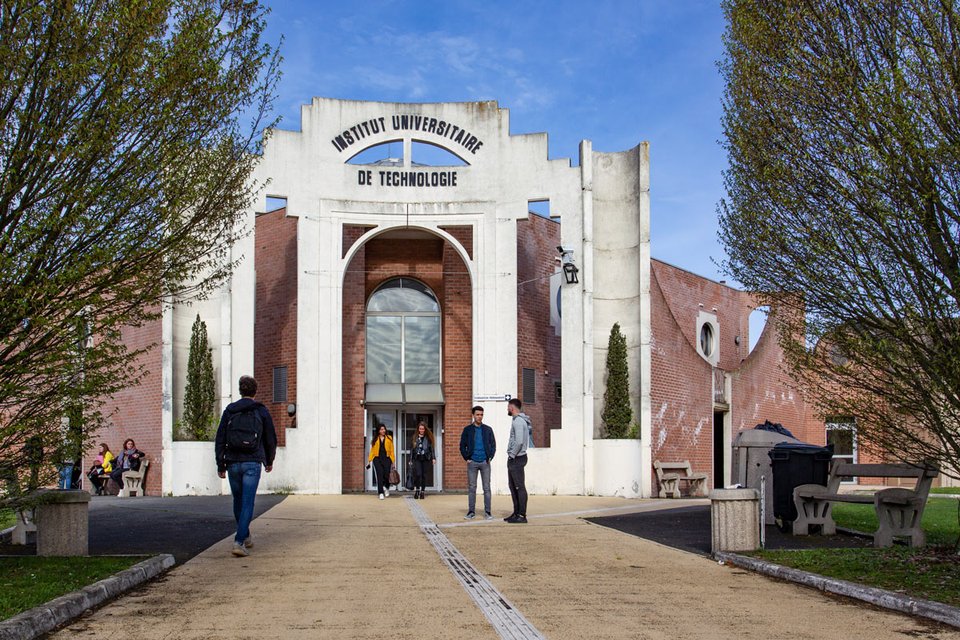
[0,0,280,507]
[719,0,960,476]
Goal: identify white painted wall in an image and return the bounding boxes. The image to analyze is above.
[163,98,651,497]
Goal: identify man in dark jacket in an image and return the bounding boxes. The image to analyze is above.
[215,375,278,557]
[459,405,496,520]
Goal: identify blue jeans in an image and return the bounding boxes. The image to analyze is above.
[467,460,491,515]
[58,463,75,490]
[227,461,262,544]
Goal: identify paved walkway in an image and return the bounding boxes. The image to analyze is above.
[50,495,960,640]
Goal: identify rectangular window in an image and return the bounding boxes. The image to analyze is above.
[273,366,288,403]
[366,316,402,383]
[522,367,536,405]
[403,316,441,383]
[826,418,857,482]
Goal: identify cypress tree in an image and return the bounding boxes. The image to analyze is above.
[601,322,632,438]
[183,315,217,440]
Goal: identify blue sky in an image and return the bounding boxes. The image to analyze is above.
[261,0,729,281]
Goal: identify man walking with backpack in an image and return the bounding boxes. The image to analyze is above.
[215,375,278,557]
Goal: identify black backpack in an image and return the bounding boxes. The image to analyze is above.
[226,407,263,453]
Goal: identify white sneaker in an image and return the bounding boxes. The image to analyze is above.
[379,493,384,500]
[243,535,253,549]
[384,489,390,497]
[231,543,248,557]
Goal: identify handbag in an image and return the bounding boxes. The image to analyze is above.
[404,460,415,491]
[388,464,400,486]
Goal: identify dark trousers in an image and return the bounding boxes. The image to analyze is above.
[412,458,428,491]
[373,457,391,495]
[507,454,528,517]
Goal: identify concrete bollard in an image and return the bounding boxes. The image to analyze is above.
[33,489,91,556]
[710,488,760,554]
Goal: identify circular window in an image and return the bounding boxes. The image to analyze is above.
[699,323,714,357]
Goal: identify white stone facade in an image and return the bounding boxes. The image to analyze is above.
[161,98,652,497]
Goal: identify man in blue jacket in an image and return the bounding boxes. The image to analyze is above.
[215,375,278,557]
[459,405,496,520]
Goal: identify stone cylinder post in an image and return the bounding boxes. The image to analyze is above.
[35,489,90,556]
[710,487,760,554]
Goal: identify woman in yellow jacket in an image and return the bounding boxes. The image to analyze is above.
[366,424,395,499]
[89,443,115,495]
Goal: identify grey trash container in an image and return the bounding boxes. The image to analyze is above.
[732,428,803,524]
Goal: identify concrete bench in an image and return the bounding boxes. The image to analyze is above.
[792,461,938,547]
[119,459,149,497]
[654,460,708,498]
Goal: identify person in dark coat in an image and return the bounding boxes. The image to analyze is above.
[215,375,278,557]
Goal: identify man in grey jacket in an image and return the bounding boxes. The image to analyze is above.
[504,398,531,523]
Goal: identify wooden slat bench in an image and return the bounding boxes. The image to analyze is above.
[792,461,939,547]
[654,460,708,498]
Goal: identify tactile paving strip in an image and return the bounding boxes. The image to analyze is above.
[406,497,547,640]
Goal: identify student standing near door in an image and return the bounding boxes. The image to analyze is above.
[367,424,395,499]
[410,421,435,499]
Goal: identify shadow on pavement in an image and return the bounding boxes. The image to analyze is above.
[587,504,875,555]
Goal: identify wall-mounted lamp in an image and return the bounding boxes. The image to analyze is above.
[557,246,579,284]
[287,403,297,428]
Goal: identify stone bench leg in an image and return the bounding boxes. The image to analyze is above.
[659,478,679,499]
[874,489,925,548]
[792,487,836,535]
[689,478,706,498]
[11,509,36,545]
[120,472,144,497]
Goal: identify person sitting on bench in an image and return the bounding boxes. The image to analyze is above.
[109,438,144,490]
[87,442,115,495]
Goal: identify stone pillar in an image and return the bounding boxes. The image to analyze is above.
[34,489,90,556]
[710,488,760,554]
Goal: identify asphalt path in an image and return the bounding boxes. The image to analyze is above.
[88,494,287,563]
[587,504,875,553]
[1,494,286,563]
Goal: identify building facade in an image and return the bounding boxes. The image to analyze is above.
[88,98,840,497]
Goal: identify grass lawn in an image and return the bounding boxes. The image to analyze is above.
[755,498,960,607]
[0,556,147,620]
[0,508,14,530]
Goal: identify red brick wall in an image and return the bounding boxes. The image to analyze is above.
[254,209,298,445]
[650,259,824,490]
[341,227,474,491]
[517,215,561,446]
[342,225,367,491]
[649,262,715,483]
[86,319,163,495]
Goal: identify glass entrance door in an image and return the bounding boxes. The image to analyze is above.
[365,409,397,491]
[400,411,440,491]
[365,408,442,492]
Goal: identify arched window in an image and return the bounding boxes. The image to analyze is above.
[366,278,441,384]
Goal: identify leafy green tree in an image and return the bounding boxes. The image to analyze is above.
[0,0,280,507]
[183,315,217,440]
[601,323,632,438]
[719,0,960,476]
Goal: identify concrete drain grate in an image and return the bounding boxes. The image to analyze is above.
[406,497,546,640]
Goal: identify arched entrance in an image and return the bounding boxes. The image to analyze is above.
[340,225,473,492]
[364,277,443,491]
